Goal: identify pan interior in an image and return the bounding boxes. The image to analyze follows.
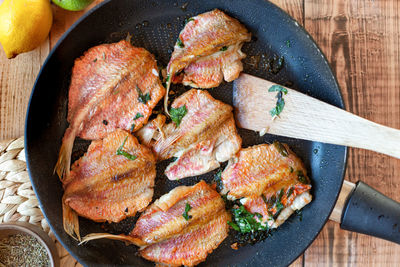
[25,0,346,266]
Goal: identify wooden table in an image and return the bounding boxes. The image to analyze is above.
[0,0,399,266]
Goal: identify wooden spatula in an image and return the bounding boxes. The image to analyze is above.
[233,73,400,159]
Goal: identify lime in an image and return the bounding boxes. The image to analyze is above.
[52,0,94,11]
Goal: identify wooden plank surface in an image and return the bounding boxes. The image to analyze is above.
[0,1,399,266]
[303,0,400,266]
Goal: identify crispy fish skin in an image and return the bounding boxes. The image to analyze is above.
[63,129,156,239]
[164,9,251,112]
[140,211,230,267]
[168,9,251,86]
[55,40,165,180]
[221,143,309,199]
[221,143,312,227]
[130,180,227,245]
[136,89,242,180]
[172,42,247,88]
[80,181,230,266]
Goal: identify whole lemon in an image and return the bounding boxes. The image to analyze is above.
[0,0,53,59]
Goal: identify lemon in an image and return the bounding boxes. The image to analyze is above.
[52,0,94,11]
[0,0,53,59]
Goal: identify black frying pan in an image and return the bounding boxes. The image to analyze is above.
[25,0,400,266]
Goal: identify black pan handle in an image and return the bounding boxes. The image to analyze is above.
[340,181,400,244]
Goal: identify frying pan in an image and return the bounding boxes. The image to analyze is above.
[25,0,400,266]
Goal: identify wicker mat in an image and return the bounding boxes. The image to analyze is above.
[0,137,81,267]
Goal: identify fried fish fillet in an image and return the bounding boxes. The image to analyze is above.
[55,40,165,180]
[63,129,156,240]
[81,181,230,266]
[136,89,242,180]
[164,9,251,113]
[221,142,312,228]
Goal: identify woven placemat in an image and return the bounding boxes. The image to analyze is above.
[0,137,82,267]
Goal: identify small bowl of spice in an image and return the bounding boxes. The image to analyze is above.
[0,222,59,267]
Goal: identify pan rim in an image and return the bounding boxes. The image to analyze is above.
[24,0,348,266]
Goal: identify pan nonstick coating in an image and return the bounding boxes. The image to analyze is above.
[25,0,347,266]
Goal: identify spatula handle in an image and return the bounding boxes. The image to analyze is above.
[330,180,400,245]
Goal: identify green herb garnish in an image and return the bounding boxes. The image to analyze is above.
[116,136,137,161]
[228,205,268,233]
[134,113,144,120]
[185,17,194,24]
[268,85,288,94]
[130,113,143,132]
[289,166,294,173]
[269,85,288,117]
[166,74,170,83]
[273,141,288,157]
[182,203,192,220]
[261,194,268,204]
[287,187,294,198]
[273,189,285,218]
[176,37,184,48]
[220,46,228,51]
[170,105,187,127]
[296,170,308,184]
[214,169,223,191]
[137,85,151,104]
[285,40,291,48]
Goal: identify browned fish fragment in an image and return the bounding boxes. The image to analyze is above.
[136,89,242,180]
[81,181,230,266]
[164,9,251,113]
[63,129,156,240]
[55,40,165,180]
[222,142,312,228]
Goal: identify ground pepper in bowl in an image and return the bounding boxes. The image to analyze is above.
[0,233,50,267]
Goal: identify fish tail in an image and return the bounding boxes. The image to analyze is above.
[164,82,171,116]
[54,128,75,181]
[79,233,142,246]
[63,196,81,241]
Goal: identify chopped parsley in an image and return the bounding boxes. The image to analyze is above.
[268,85,288,94]
[182,203,192,221]
[274,189,285,217]
[176,37,184,48]
[166,74,170,83]
[273,141,288,157]
[214,169,223,191]
[261,194,268,204]
[185,17,194,24]
[133,113,144,120]
[170,105,187,127]
[136,85,151,104]
[269,85,288,117]
[287,187,294,198]
[296,170,308,184]
[220,46,228,51]
[116,136,137,161]
[228,205,268,233]
[289,166,294,173]
[130,113,144,132]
